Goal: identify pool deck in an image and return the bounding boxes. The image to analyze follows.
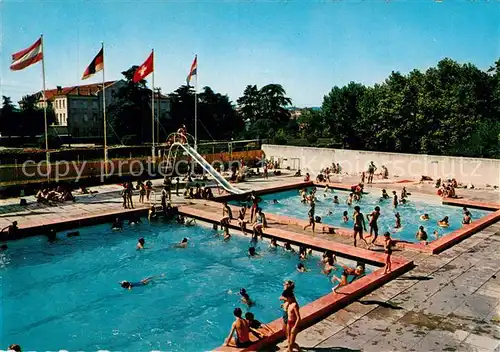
[1,173,499,351]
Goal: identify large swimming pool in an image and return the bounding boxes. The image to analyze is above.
[246,188,491,243]
[0,219,364,351]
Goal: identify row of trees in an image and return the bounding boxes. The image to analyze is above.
[1,58,499,158]
[0,95,55,138]
[294,58,500,158]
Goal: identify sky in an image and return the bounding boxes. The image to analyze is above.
[0,0,499,108]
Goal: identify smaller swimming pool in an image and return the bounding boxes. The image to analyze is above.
[236,188,491,243]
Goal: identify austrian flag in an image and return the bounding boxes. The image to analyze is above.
[133,51,154,83]
[10,37,43,71]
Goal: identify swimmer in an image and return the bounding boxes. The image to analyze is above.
[223,226,231,242]
[1,244,8,250]
[240,288,254,307]
[299,246,308,260]
[120,274,165,290]
[8,344,21,352]
[395,212,401,229]
[332,264,365,293]
[136,237,145,250]
[284,242,295,253]
[269,237,279,249]
[272,199,279,204]
[438,216,449,227]
[111,217,123,231]
[401,187,408,199]
[333,196,339,204]
[416,226,428,244]
[420,213,430,221]
[462,211,472,225]
[128,216,142,225]
[174,237,188,248]
[148,206,157,222]
[248,246,259,257]
[297,263,308,272]
[433,230,440,239]
[322,255,335,275]
[392,191,398,208]
[245,312,270,338]
[381,189,389,199]
[342,211,349,223]
[346,193,353,206]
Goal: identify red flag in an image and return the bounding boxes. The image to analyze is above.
[133,51,154,83]
[10,37,43,71]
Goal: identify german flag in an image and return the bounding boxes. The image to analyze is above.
[82,47,104,80]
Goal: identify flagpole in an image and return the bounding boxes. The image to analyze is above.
[41,34,50,181]
[151,49,155,163]
[194,54,198,152]
[102,42,108,177]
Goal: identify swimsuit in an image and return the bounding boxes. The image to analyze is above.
[282,309,288,325]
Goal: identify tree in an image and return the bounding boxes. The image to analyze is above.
[322,82,367,149]
[108,66,152,145]
[17,94,55,138]
[168,85,243,142]
[236,85,260,124]
[237,83,292,139]
[0,96,17,136]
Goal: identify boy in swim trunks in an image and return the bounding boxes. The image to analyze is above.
[352,206,368,248]
[225,308,252,348]
[303,201,316,232]
[366,206,380,245]
[220,202,232,226]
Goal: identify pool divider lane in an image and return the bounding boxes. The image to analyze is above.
[176,205,414,352]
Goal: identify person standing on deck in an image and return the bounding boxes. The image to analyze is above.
[352,206,368,247]
[367,161,377,184]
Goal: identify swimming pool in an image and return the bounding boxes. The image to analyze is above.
[0,220,367,351]
[244,188,491,243]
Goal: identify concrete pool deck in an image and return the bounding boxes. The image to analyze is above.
[1,172,499,351]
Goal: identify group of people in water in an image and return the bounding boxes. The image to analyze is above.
[297,186,475,255]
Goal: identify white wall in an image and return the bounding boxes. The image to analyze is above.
[262,144,500,187]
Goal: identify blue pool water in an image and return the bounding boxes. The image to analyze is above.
[0,220,359,351]
[241,188,491,243]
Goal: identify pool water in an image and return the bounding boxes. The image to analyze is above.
[244,188,491,243]
[0,220,362,351]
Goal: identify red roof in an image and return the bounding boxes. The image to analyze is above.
[42,81,117,100]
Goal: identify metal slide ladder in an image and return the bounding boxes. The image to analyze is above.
[165,133,245,195]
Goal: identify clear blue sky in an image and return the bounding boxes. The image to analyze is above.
[1,0,499,108]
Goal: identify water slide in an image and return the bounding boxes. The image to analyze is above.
[166,134,245,194]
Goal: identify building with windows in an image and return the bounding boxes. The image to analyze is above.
[38,80,170,142]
